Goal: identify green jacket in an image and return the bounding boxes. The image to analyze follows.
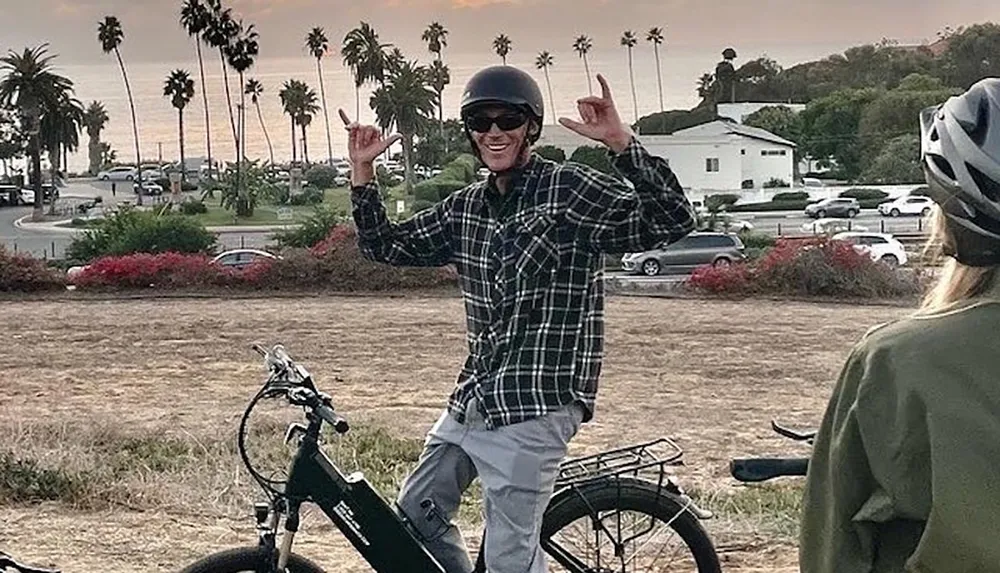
[800,283,1000,573]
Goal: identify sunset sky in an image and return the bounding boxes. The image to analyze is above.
[0,0,996,66]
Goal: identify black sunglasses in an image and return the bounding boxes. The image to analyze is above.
[464,112,528,133]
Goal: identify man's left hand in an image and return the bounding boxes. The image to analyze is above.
[558,74,635,154]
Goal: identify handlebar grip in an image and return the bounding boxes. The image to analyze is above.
[730,457,809,483]
[315,404,350,434]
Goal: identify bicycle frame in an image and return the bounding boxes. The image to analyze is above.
[275,413,446,573]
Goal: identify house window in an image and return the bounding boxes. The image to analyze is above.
[706,158,720,172]
[761,149,788,156]
[741,149,746,155]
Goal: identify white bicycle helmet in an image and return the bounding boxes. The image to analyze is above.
[920,77,1000,265]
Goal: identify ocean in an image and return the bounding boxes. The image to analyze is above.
[49,42,851,174]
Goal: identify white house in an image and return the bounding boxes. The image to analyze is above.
[534,120,796,192]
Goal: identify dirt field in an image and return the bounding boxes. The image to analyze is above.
[0,294,913,572]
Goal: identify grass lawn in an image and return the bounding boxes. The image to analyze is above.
[0,295,914,572]
[193,187,354,226]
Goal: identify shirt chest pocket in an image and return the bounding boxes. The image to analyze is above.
[508,207,561,279]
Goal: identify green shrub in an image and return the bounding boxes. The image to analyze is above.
[763,178,789,188]
[0,247,66,292]
[272,205,346,249]
[414,179,467,203]
[569,145,614,175]
[288,187,324,206]
[0,451,91,504]
[305,165,341,189]
[179,199,208,215]
[728,200,810,213]
[704,194,740,212]
[771,191,809,202]
[65,206,218,263]
[535,145,566,163]
[840,188,888,201]
[737,230,777,249]
[439,154,478,184]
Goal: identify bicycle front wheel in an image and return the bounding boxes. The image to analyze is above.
[541,477,721,573]
[178,546,326,573]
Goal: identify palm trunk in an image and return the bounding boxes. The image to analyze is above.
[543,67,556,120]
[87,134,100,175]
[355,83,360,121]
[30,137,43,222]
[628,48,638,124]
[195,36,213,180]
[178,107,186,188]
[235,71,244,216]
[115,47,143,206]
[654,44,664,112]
[301,124,309,165]
[317,59,333,166]
[47,150,58,215]
[290,118,296,165]
[437,53,445,155]
[583,54,593,96]
[219,48,238,152]
[256,102,274,165]
[403,133,415,195]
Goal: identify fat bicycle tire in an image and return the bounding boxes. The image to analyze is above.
[541,477,722,573]
[178,546,326,573]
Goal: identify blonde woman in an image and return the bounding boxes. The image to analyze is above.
[799,78,1000,573]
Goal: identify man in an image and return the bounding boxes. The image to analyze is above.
[341,65,695,573]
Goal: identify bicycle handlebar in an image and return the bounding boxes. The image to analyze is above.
[730,457,809,482]
[251,343,349,434]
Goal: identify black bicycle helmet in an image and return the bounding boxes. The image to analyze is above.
[920,77,1000,265]
[460,65,544,143]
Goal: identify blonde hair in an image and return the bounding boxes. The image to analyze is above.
[919,207,999,312]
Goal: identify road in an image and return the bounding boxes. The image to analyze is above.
[1,179,931,265]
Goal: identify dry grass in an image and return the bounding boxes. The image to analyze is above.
[0,294,912,572]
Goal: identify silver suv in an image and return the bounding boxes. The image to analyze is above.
[621,232,746,276]
[804,197,860,219]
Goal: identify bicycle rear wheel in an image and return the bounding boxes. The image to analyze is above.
[541,477,721,573]
[178,546,326,573]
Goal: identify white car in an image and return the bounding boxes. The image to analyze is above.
[832,231,908,266]
[801,218,867,235]
[97,166,138,182]
[212,249,280,269]
[878,195,934,218]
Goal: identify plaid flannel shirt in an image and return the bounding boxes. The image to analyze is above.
[351,136,696,429]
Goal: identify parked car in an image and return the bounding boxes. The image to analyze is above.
[832,231,908,266]
[18,184,58,205]
[134,181,163,195]
[801,218,868,235]
[878,195,934,217]
[212,249,280,270]
[621,232,746,276]
[97,166,138,181]
[804,197,860,219]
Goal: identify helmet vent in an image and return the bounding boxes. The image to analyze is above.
[932,155,956,181]
[964,97,991,146]
[968,162,1000,203]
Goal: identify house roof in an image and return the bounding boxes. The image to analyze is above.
[672,120,797,148]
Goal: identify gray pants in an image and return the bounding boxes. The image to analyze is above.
[396,399,584,573]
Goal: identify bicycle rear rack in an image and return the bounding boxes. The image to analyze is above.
[556,437,684,489]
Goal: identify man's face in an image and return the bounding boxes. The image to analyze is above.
[465,105,532,173]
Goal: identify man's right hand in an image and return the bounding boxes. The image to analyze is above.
[339,109,402,187]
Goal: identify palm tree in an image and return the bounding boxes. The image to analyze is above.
[164,69,195,186]
[341,22,390,119]
[204,0,240,149]
[647,27,665,112]
[422,22,449,141]
[0,44,74,221]
[427,60,450,148]
[493,34,512,65]
[180,0,214,180]
[386,48,406,78]
[98,16,143,205]
[697,73,715,100]
[295,83,319,165]
[535,51,556,119]
[40,94,83,214]
[370,60,437,194]
[621,31,639,124]
[82,101,108,175]
[225,20,258,210]
[573,35,594,95]
[306,27,334,167]
[279,80,299,164]
[245,78,273,165]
